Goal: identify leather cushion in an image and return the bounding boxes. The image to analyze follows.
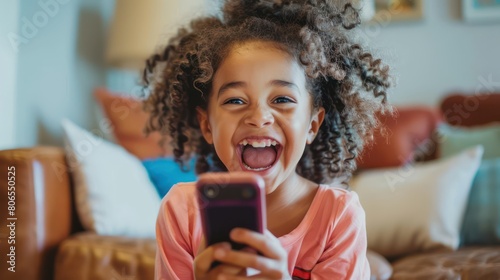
[54,234,394,280]
[0,147,73,280]
[54,233,156,280]
[391,247,500,280]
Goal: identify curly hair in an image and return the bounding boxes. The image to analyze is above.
[142,0,392,184]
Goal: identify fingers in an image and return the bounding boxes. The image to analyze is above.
[213,248,286,279]
[207,263,245,278]
[212,229,289,279]
[193,242,231,276]
[229,228,286,260]
[195,229,289,279]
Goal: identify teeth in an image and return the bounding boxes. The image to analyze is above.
[252,141,266,148]
[239,139,278,148]
[243,162,272,171]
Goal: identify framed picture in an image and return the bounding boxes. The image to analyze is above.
[462,0,500,22]
[372,0,424,22]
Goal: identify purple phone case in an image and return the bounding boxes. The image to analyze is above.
[196,172,266,248]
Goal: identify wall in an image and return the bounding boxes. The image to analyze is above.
[4,0,500,148]
[13,0,114,147]
[0,2,19,149]
[12,0,209,147]
[363,0,500,106]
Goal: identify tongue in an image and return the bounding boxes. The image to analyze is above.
[242,146,277,169]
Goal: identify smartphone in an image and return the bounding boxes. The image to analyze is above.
[196,172,266,251]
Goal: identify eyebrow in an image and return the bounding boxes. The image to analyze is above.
[217,80,300,97]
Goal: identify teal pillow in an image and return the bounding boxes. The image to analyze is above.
[438,123,500,160]
[460,158,500,245]
[142,157,197,198]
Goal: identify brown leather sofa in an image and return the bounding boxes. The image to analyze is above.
[1,94,500,280]
[0,147,157,280]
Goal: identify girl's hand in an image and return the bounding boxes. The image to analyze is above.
[193,242,246,280]
[213,228,290,280]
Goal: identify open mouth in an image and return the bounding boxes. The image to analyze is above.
[237,138,282,172]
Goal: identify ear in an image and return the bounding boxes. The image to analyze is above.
[196,107,213,144]
[307,107,325,144]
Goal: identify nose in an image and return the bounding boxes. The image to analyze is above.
[244,104,274,128]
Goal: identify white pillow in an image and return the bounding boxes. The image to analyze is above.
[350,146,483,258]
[61,119,160,238]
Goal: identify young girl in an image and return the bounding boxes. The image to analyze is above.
[143,0,391,279]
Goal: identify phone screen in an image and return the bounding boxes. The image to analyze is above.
[205,205,258,250]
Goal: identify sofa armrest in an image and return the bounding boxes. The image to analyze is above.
[0,147,73,280]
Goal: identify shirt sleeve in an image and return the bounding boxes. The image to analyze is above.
[311,191,371,280]
[155,185,197,280]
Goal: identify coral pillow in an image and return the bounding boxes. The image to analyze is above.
[357,107,441,169]
[94,88,171,159]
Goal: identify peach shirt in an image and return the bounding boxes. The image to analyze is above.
[155,183,370,280]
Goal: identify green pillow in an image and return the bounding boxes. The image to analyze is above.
[460,158,500,245]
[438,123,500,160]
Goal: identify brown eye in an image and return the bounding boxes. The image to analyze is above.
[223,98,245,105]
[273,97,295,104]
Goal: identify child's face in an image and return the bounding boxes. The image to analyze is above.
[197,41,324,193]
